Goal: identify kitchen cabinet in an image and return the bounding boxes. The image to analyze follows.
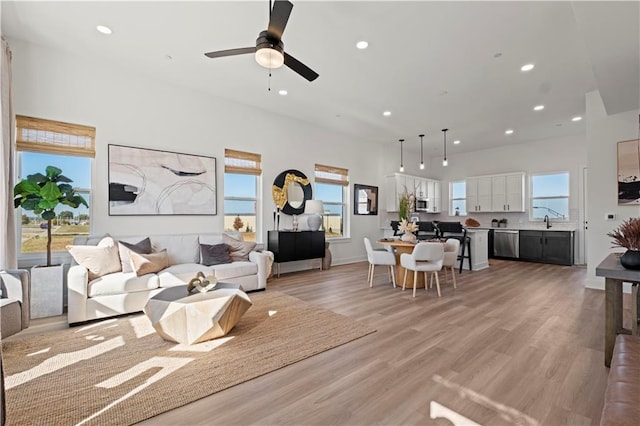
[466,176,492,212]
[491,173,525,212]
[518,230,574,266]
[385,174,441,213]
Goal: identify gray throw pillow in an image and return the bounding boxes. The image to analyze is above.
[200,243,232,266]
[118,237,152,273]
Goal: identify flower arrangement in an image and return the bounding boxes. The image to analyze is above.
[607,217,640,251]
[398,191,415,220]
[398,218,418,234]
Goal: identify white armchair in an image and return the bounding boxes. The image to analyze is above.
[363,237,396,288]
[400,242,444,297]
[442,238,461,288]
[1,269,30,338]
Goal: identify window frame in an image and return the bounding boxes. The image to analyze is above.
[15,116,95,263]
[529,171,570,222]
[449,180,467,217]
[223,149,262,243]
[314,164,349,240]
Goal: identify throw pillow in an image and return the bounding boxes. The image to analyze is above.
[129,249,169,276]
[118,238,152,273]
[223,233,257,262]
[200,243,232,266]
[67,236,121,281]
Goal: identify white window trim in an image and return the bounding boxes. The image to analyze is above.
[316,182,350,239]
[449,180,467,217]
[16,152,94,263]
[529,171,570,222]
[223,173,262,243]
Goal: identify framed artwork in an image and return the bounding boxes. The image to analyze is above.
[617,139,640,205]
[108,144,217,215]
[354,184,378,215]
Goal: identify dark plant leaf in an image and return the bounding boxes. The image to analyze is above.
[27,173,47,184]
[55,174,73,183]
[21,198,40,211]
[57,183,73,194]
[45,165,62,178]
[42,210,56,220]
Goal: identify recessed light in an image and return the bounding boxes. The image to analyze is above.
[533,105,545,111]
[164,54,173,61]
[96,25,112,35]
[278,90,288,96]
[521,63,535,72]
[383,111,391,116]
[505,129,514,135]
[356,41,368,50]
[572,116,582,122]
[453,140,461,145]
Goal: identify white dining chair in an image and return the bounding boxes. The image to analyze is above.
[363,237,397,288]
[441,238,461,289]
[400,242,444,297]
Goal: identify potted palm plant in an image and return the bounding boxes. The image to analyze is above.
[14,165,88,317]
[607,217,640,270]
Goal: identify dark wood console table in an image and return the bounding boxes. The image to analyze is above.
[595,253,639,367]
[267,231,325,277]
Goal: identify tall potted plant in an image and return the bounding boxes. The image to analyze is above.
[13,165,88,317]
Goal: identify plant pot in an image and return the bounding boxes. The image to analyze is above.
[307,213,322,232]
[620,250,640,270]
[30,264,64,319]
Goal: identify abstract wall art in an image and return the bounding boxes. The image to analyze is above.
[108,145,217,215]
[617,139,640,205]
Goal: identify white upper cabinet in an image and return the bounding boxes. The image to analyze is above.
[466,176,492,212]
[468,173,525,213]
[385,173,441,213]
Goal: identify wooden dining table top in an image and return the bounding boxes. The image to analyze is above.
[377,238,445,248]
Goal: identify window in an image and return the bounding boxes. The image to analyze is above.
[314,164,349,238]
[224,149,261,242]
[530,172,569,220]
[449,180,467,216]
[16,116,94,254]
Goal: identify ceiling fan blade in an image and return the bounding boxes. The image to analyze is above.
[267,0,293,39]
[284,52,319,82]
[204,47,255,59]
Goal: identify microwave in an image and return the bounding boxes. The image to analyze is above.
[415,198,429,211]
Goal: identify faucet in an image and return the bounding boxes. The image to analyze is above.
[544,215,552,229]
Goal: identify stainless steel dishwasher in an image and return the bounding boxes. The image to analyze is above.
[493,230,519,258]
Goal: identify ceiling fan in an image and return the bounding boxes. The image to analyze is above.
[204,0,319,82]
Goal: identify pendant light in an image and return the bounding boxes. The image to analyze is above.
[419,134,425,170]
[442,128,449,167]
[399,139,405,172]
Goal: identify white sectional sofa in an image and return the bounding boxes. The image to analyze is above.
[67,233,272,325]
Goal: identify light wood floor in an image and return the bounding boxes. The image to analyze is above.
[13,259,622,425]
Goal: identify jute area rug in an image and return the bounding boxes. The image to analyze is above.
[2,291,375,426]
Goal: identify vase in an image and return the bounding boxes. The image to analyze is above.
[401,233,417,243]
[620,250,640,270]
[307,213,322,232]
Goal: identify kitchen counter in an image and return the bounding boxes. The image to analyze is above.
[474,226,577,232]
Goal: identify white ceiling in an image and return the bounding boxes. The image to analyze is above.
[2,1,639,156]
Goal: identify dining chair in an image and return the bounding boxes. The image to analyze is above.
[400,242,444,297]
[441,238,461,289]
[363,237,397,288]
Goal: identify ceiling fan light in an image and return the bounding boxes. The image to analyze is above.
[255,47,284,69]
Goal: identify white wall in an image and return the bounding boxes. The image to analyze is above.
[9,38,385,271]
[585,90,640,289]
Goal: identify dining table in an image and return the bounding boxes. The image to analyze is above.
[377,238,445,289]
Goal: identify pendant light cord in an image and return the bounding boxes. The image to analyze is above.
[399,139,404,168]
[442,129,448,161]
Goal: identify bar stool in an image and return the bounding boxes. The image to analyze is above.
[437,222,471,273]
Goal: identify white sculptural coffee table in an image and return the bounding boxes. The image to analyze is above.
[144,283,252,345]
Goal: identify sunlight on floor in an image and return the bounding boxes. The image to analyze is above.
[6,336,125,389]
[169,336,235,352]
[75,318,117,333]
[269,310,277,316]
[430,401,480,426]
[27,347,50,357]
[78,356,194,426]
[129,315,156,339]
[432,374,539,426]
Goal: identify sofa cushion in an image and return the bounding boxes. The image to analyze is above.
[67,236,122,281]
[200,243,232,266]
[150,235,200,265]
[223,234,257,262]
[211,261,258,280]
[158,264,214,288]
[118,237,152,273]
[88,272,159,297]
[130,250,169,276]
